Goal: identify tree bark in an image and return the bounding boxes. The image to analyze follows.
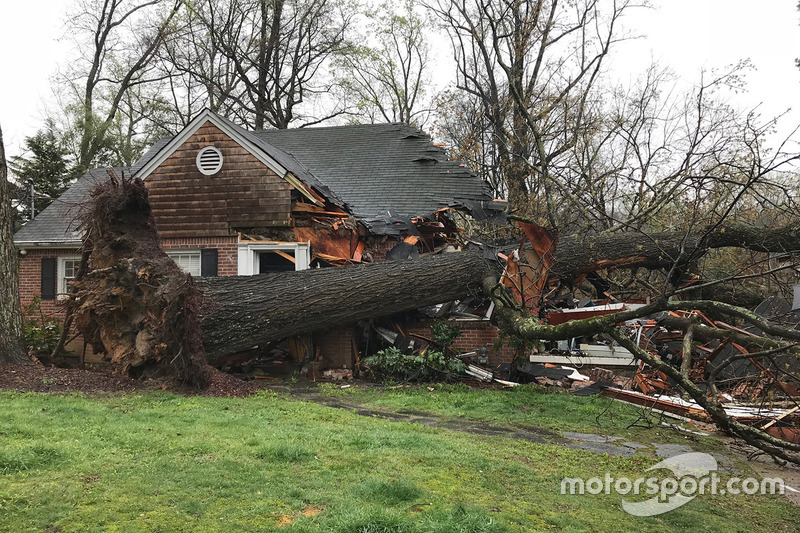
[197,249,497,365]
[0,123,29,365]
[550,222,800,279]
[196,222,800,365]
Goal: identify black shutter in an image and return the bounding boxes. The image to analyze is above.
[200,248,218,277]
[41,257,57,300]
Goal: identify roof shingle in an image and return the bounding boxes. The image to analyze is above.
[14,118,505,244]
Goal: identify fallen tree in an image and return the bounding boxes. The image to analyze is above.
[197,249,497,366]
[199,222,800,365]
[54,176,800,465]
[67,175,800,370]
[542,221,800,279]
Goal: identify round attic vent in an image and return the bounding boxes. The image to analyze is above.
[196,146,223,175]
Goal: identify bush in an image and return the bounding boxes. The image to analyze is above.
[431,320,462,354]
[362,347,466,382]
[22,295,63,355]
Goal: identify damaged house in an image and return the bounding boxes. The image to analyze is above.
[14,109,508,373]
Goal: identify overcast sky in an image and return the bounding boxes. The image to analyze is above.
[1,0,799,158]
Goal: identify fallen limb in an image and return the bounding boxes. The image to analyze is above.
[488,282,800,464]
[610,329,800,464]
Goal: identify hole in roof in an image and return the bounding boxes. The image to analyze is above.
[196,146,223,175]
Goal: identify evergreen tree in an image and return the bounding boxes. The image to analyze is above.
[10,121,75,217]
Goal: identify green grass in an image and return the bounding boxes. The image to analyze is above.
[0,389,797,532]
[316,382,717,447]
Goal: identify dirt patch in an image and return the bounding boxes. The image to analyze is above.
[191,367,258,398]
[0,364,152,393]
[0,364,256,398]
[275,505,325,527]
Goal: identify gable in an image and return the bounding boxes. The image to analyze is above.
[146,122,293,238]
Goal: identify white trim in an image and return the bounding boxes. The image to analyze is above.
[136,109,288,180]
[284,172,324,207]
[237,242,310,275]
[57,255,82,299]
[14,241,82,248]
[528,355,637,367]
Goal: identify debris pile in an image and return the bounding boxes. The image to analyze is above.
[490,220,800,446]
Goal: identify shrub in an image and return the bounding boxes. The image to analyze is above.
[431,320,462,354]
[362,347,466,382]
[22,295,63,355]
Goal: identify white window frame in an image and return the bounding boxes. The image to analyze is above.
[237,242,310,275]
[57,255,82,299]
[166,249,202,277]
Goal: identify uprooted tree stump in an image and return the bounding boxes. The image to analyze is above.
[67,175,208,387]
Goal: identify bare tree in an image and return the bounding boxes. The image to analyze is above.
[428,0,635,213]
[428,0,800,463]
[163,0,356,129]
[334,0,432,126]
[0,123,29,365]
[433,89,504,196]
[56,0,183,173]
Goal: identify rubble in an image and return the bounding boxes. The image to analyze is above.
[494,220,800,446]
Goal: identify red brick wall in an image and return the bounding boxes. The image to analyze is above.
[364,236,398,263]
[18,238,240,309]
[18,248,76,316]
[161,236,238,276]
[402,319,516,366]
[314,327,356,369]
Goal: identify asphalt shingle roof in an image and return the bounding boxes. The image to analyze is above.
[13,168,128,245]
[14,119,505,243]
[252,123,504,234]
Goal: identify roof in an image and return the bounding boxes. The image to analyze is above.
[252,123,505,234]
[14,112,506,244]
[13,168,128,245]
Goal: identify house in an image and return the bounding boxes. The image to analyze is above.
[14,109,513,371]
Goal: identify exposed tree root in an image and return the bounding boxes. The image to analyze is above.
[66,174,208,387]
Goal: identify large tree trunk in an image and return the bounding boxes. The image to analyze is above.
[197,250,497,365]
[0,123,29,365]
[551,222,800,279]
[197,222,800,365]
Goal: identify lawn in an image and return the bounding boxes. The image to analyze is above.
[0,387,797,532]
[314,382,713,445]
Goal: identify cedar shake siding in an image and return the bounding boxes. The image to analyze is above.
[146,122,293,238]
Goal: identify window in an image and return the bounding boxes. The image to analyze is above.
[167,250,202,277]
[57,256,82,298]
[237,242,310,275]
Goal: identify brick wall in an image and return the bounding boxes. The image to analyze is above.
[18,237,240,310]
[18,248,76,316]
[364,236,398,263]
[314,327,356,369]
[402,319,516,366]
[162,236,238,276]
